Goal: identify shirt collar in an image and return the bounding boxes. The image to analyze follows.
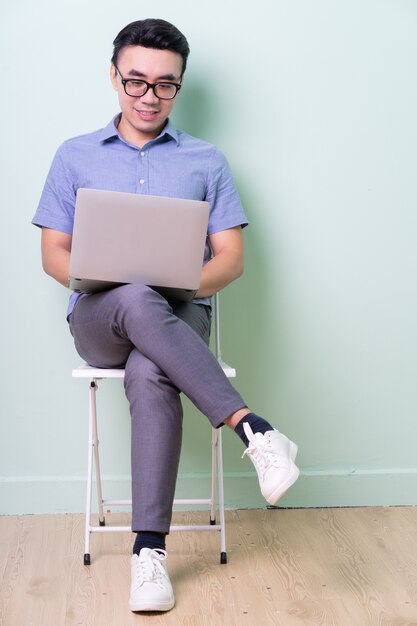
[99,114,180,146]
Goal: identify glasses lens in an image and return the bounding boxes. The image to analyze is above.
[125,80,147,97]
[154,83,178,99]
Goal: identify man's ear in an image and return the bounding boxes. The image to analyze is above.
[110,64,118,91]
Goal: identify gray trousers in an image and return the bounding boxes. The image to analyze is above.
[69,284,245,533]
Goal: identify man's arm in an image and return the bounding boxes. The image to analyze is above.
[41,224,244,294]
[41,227,72,287]
[196,226,244,298]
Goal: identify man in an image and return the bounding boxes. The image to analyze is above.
[32,18,299,613]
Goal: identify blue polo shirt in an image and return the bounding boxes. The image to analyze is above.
[32,114,248,316]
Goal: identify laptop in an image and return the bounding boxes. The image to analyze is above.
[68,188,210,301]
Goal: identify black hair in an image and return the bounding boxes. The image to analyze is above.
[111,18,190,76]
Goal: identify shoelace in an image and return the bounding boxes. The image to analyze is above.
[241,424,287,478]
[133,549,169,591]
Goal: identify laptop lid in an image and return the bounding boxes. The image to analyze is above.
[68,188,210,301]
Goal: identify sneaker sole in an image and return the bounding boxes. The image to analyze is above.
[129,597,175,612]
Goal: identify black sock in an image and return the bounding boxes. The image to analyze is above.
[133,531,166,555]
[234,412,274,447]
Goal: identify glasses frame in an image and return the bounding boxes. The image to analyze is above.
[114,65,182,100]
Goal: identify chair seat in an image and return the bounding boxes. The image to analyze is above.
[73,360,236,379]
[72,364,125,379]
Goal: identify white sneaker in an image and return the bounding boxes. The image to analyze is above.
[242,422,300,505]
[129,548,175,612]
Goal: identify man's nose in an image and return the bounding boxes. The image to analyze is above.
[140,87,159,104]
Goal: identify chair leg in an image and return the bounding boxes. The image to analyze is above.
[90,381,105,526]
[210,428,217,525]
[83,381,96,565]
[217,428,227,564]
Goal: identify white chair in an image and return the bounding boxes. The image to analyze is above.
[72,293,235,566]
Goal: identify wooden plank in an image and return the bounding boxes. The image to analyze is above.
[1,508,417,625]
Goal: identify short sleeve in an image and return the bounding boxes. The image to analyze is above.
[205,149,248,235]
[32,143,77,234]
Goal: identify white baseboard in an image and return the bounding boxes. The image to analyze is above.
[1,469,417,515]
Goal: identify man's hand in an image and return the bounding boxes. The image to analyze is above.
[196,226,244,298]
[41,227,72,287]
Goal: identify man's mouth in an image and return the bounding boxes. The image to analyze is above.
[135,109,159,120]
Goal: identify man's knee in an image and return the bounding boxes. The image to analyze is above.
[111,284,172,326]
[116,284,168,305]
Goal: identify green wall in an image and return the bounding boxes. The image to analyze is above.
[1,0,417,514]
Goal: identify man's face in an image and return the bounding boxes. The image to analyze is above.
[111,45,183,146]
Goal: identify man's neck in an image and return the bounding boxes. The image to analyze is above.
[116,115,167,148]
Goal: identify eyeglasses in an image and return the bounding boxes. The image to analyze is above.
[114,66,181,100]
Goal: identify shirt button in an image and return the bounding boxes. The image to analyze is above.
[139,179,145,185]
[140,151,145,157]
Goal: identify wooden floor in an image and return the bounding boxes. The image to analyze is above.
[1,507,417,625]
